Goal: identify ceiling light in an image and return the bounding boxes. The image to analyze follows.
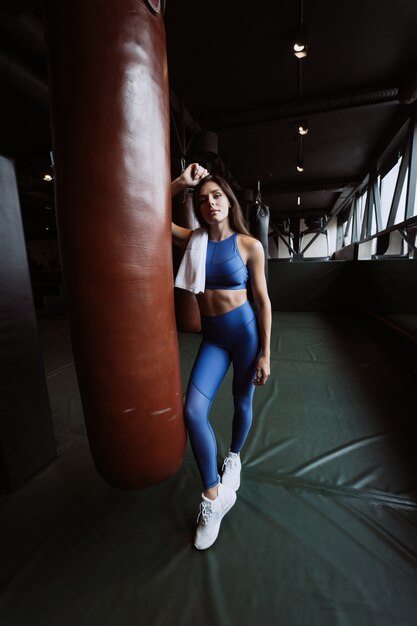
[43,174,53,182]
[297,126,305,172]
[293,0,307,60]
[294,46,307,59]
[293,32,307,59]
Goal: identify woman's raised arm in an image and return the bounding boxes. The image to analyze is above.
[171,163,209,247]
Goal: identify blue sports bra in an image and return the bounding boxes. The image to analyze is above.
[205,233,249,290]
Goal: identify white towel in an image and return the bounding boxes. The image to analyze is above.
[174,227,208,294]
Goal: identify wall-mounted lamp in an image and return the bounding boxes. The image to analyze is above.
[298,123,309,135]
[296,160,304,173]
[43,174,53,182]
[297,196,301,206]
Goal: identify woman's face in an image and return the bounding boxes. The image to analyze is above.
[198,180,230,226]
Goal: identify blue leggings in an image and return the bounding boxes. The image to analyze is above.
[184,301,261,489]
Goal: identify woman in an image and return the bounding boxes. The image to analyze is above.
[171,163,271,550]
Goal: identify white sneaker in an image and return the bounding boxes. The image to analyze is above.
[221,451,242,491]
[194,482,237,550]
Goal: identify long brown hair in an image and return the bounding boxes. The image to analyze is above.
[192,174,252,236]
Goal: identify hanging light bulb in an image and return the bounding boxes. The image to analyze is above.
[293,43,307,58]
[293,0,307,59]
[297,125,305,172]
[293,30,307,58]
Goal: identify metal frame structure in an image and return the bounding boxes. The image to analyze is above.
[269,222,297,257]
[269,115,417,261]
[340,116,417,259]
[299,228,329,259]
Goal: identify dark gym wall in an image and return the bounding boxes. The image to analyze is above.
[268,259,417,313]
[0,155,56,491]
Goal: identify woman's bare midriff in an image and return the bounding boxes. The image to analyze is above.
[197,289,248,317]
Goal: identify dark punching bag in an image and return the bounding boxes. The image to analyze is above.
[249,199,270,282]
[44,0,186,489]
[172,188,201,333]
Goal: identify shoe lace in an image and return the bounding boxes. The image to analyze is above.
[196,500,212,525]
[222,456,235,473]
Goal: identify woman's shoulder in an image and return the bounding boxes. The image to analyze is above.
[236,233,263,264]
[237,233,263,252]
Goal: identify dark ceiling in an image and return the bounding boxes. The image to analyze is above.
[1,0,417,237]
[164,0,417,219]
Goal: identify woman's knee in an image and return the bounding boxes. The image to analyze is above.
[184,396,198,428]
[184,382,210,428]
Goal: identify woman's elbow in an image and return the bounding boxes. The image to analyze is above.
[252,294,269,314]
[256,296,271,314]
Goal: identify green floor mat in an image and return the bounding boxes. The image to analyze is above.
[1,312,416,626]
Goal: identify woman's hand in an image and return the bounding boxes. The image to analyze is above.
[171,163,209,198]
[181,163,209,188]
[252,354,270,386]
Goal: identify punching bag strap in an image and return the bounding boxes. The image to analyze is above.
[256,178,262,204]
[249,179,270,282]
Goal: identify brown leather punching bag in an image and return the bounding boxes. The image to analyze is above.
[44,0,186,489]
[172,188,201,332]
